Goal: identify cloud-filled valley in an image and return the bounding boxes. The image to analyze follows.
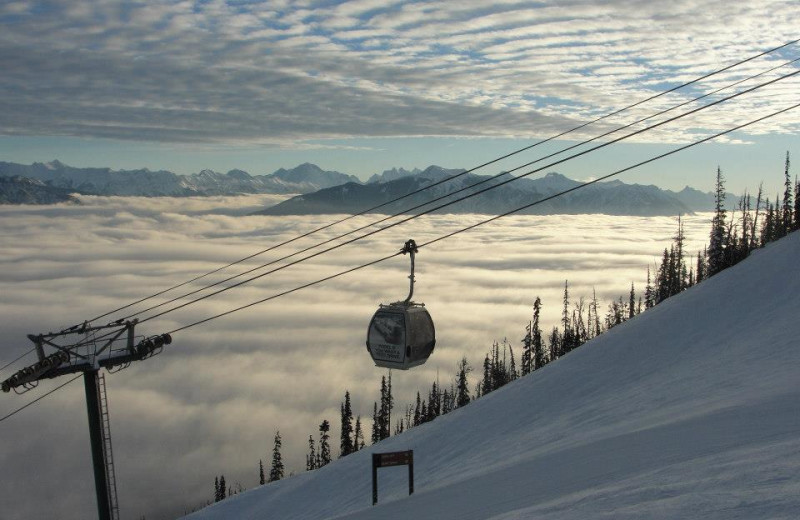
[0,194,713,519]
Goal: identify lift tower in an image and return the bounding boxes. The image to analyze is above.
[2,319,172,520]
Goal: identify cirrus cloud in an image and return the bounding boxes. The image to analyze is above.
[0,0,797,148]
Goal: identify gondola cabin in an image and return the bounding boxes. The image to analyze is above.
[366,303,435,370]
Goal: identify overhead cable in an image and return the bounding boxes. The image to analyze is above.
[81,38,800,326]
[0,374,82,424]
[0,349,35,375]
[164,101,800,335]
[7,57,797,371]
[113,54,800,324]
[4,54,798,423]
[3,100,797,427]
[134,67,800,325]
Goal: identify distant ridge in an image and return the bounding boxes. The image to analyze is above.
[0,175,78,205]
[367,167,422,184]
[0,160,722,213]
[0,160,360,202]
[256,167,718,217]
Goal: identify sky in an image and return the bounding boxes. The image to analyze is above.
[0,0,799,194]
[0,194,714,520]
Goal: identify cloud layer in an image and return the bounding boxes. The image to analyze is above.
[0,194,713,519]
[0,1,798,147]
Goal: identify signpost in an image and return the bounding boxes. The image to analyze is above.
[371,450,414,505]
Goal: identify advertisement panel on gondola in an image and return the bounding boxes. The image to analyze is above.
[367,311,406,363]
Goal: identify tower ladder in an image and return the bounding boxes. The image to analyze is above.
[97,372,120,520]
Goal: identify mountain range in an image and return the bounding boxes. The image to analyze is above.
[256,165,720,216]
[0,175,79,205]
[0,160,720,215]
[0,160,359,202]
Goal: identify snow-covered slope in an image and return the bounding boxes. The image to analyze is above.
[186,232,800,520]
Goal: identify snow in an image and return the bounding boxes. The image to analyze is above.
[185,232,800,520]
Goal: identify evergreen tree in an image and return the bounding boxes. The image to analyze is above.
[644,266,654,309]
[794,177,800,231]
[441,387,452,415]
[668,245,677,295]
[708,166,728,276]
[774,192,783,240]
[268,431,284,483]
[696,248,707,283]
[491,342,504,390]
[561,281,574,353]
[572,298,587,345]
[674,215,686,291]
[428,380,441,419]
[482,339,513,390]
[340,390,354,458]
[481,353,492,395]
[761,199,774,245]
[606,299,623,329]
[318,420,331,466]
[370,402,379,444]
[628,283,635,320]
[751,184,764,250]
[656,248,670,303]
[354,416,364,451]
[306,435,317,471]
[455,357,471,408]
[782,151,792,235]
[521,320,532,376]
[426,384,435,422]
[259,459,265,485]
[590,289,602,337]
[507,340,517,381]
[736,192,753,263]
[214,477,220,503]
[376,377,387,438]
[218,475,226,501]
[386,373,394,438]
[548,326,561,361]
[413,392,421,426]
[376,374,393,441]
[531,297,545,370]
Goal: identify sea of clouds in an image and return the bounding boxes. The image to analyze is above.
[0,194,711,520]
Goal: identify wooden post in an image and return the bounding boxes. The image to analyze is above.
[372,453,379,505]
[408,451,414,496]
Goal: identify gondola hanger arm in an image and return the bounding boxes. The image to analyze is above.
[400,239,418,305]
